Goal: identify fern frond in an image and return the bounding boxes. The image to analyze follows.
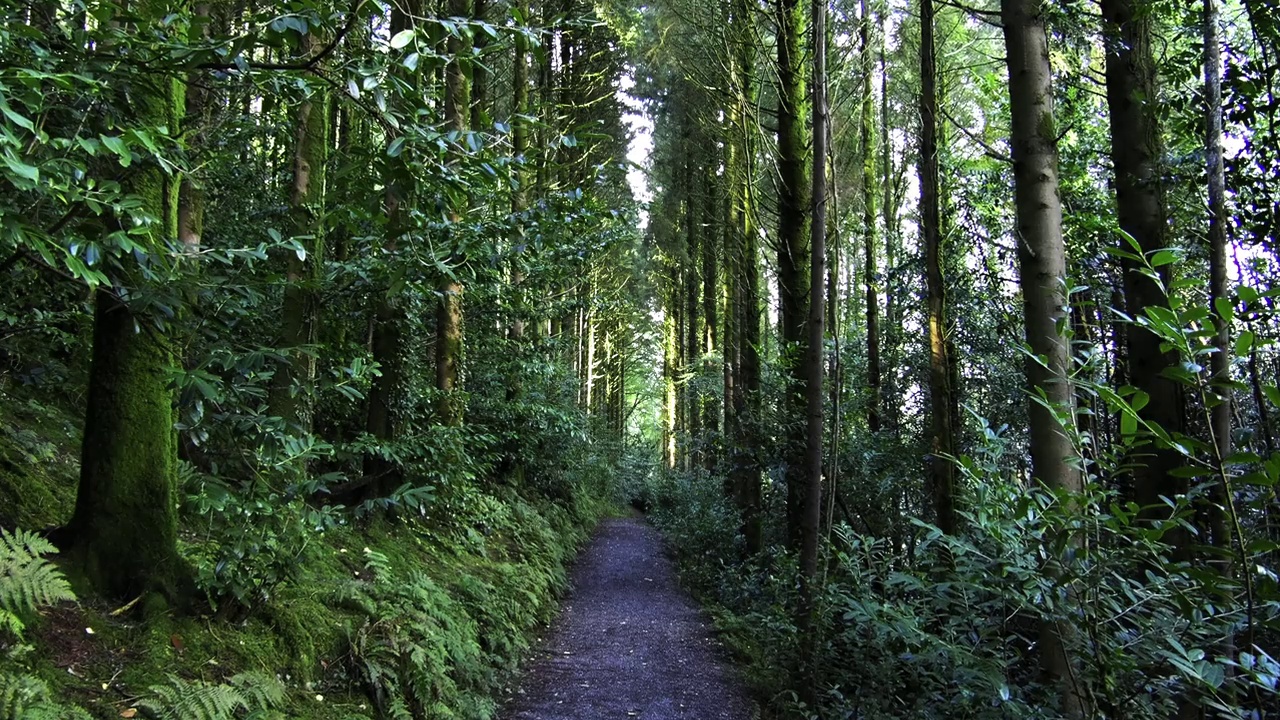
[0,528,75,622]
[136,676,248,720]
[1,671,48,719]
[228,671,286,712]
[0,672,93,720]
[0,610,23,638]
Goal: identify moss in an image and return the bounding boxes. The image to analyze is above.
[68,290,183,600]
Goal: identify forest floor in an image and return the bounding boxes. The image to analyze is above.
[500,516,757,720]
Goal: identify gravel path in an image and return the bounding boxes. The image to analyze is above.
[500,517,756,720]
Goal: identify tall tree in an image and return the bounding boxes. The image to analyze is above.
[271,28,330,433]
[1000,0,1088,714]
[796,0,827,700]
[364,1,416,497]
[726,0,763,551]
[861,0,881,435]
[1101,0,1186,531]
[920,0,956,534]
[437,0,473,426]
[776,0,812,550]
[69,2,186,599]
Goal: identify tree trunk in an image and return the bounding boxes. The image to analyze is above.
[921,0,957,535]
[363,2,416,498]
[1204,0,1238,701]
[861,0,881,436]
[271,29,330,433]
[471,0,488,129]
[437,0,472,426]
[776,0,811,551]
[1000,0,1088,714]
[798,0,827,700]
[727,4,762,550]
[71,16,185,597]
[1101,0,1186,534]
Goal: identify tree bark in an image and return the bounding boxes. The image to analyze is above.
[1000,0,1088,714]
[437,0,472,426]
[271,28,330,433]
[1101,0,1186,532]
[921,0,957,535]
[861,0,881,436]
[363,2,416,497]
[776,0,812,551]
[71,7,185,597]
[799,0,827,700]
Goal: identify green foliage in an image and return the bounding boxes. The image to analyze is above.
[135,672,285,720]
[0,529,74,640]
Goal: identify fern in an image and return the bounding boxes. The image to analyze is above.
[0,672,93,720]
[228,672,286,713]
[135,672,286,720]
[0,528,75,638]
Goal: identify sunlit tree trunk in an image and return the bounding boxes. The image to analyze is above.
[776,0,812,551]
[920,0,956,535]
[1001,0,1088,714]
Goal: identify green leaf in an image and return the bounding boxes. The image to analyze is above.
[101,134,132,166]
[1131,389,1150,413]
[0,99,35,132]
[390,28,416,48]
[1265,384,1280,409]
[2,151,38,182]
[1121,411,1137,438]
[1214,297,1235,323]
[387,136,405,158]
[1236,331,1254,356]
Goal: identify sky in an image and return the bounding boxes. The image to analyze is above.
[618,70,654,228]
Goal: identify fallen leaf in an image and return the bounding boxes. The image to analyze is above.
[170,634,185,652]
[120,708,138,718]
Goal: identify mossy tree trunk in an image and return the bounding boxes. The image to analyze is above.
[364,2,417,500]
[271,29,330,434]
[436,0,472,427]
[775,0,812,552]
[70,3,186,599]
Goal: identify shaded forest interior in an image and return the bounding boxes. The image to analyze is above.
[3,0,1280,718]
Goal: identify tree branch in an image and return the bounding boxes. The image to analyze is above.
[938,105,1011,164]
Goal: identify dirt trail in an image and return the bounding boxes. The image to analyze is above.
[500,517,756,720]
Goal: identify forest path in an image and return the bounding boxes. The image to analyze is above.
[499,516,756,720]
